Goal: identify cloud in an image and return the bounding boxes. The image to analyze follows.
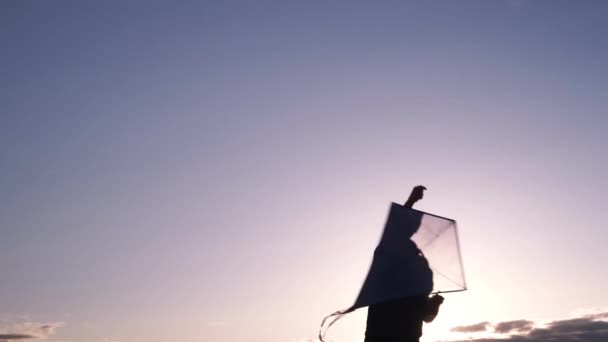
[446,311,608,342]
[585,312,608,320]
[450,321,491,333]
[0,334,37,340]
[493,319,534,334]
[0,320,64,341]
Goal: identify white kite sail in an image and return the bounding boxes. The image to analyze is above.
[319,203,466,341]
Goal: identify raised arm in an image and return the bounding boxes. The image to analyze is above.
[404,185,427,208]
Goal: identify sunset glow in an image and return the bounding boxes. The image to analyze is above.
[2,2,607,342]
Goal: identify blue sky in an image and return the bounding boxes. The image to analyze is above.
[1,1,607,341]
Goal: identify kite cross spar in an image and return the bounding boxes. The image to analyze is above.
[318,186,467,342]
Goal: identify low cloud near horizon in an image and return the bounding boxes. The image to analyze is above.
[0,320,64,341]
[447,311,608,342]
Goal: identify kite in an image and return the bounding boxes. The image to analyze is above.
[319,202,466,341]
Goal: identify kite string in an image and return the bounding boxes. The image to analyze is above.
[318,308,353,342]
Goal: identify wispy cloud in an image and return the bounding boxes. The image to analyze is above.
[586,311,608,320]
[450,321,491,333]
[447,311,608,342]
[0,334,38,340]
[0,319,64,341]
[493,319,534,334]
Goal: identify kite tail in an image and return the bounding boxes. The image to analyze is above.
[318,307,355,342]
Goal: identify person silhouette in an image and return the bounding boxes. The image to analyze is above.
[364,186,444,342]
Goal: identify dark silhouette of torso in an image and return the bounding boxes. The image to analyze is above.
[365,295,427,342]
[363,197,432,342]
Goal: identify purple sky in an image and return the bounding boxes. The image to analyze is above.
[2,1,607,342]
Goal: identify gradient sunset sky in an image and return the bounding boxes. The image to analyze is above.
[2,1,607,342]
